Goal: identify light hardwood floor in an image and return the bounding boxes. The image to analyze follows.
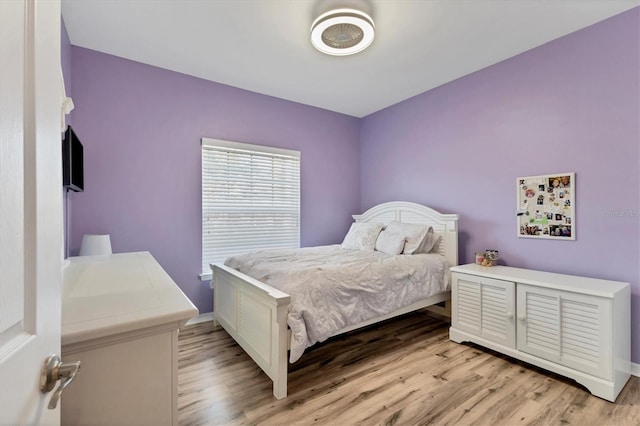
[177,311,639,425]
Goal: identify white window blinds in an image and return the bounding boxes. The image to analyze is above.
[201,138,300,278]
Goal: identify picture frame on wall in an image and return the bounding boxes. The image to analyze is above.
[517,172,575,240]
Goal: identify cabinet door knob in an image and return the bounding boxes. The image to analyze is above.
[518,315,526,323]
[506,312,514,320]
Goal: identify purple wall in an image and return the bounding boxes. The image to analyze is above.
[361,9,640,363]
[69,47,361,314]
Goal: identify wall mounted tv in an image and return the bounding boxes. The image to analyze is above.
[62,125,84,192]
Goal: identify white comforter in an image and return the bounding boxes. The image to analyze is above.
[224,245,450,363]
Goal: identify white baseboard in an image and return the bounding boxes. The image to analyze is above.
[185,311,214,326]
[632,362,640,378]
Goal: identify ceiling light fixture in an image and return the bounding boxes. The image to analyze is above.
[310,8,375,56]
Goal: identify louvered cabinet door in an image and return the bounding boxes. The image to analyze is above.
[516,284,612,380]
[452,273,516,348]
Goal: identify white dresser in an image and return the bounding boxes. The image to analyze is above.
[61,252,198,425]
[449,264,630,402]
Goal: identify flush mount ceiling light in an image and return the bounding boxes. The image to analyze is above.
[310,8,375,56]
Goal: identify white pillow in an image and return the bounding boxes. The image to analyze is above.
[384,222,432,255]
[341,222,384,251]
[374,229,406,255]
[419,232,440,254]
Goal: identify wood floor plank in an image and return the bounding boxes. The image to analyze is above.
[178,311,639,425]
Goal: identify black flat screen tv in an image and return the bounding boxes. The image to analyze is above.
[62,125,84,192]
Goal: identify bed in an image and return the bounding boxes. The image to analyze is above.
[211,201,459,399]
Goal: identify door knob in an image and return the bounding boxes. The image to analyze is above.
[40,354,81,409]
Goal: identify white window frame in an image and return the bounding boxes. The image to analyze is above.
[200,138,300,280]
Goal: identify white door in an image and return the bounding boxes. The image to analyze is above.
[0,0,64,424]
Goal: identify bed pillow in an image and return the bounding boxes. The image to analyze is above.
[384,222,432,255]
[374,229,406,255]
[341,222,384,251]
[419,232,441,254]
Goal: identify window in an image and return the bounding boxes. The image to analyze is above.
[201,138,300,279]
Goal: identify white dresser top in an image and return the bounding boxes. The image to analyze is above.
[62,251,198,346]
[450,263,629,298]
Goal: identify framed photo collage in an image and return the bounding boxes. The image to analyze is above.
[517,172,575,240]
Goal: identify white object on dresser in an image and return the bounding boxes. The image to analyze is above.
[78,233,112,256]
[61,252,198,425]
[450,264,630,402]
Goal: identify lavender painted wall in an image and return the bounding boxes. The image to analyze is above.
[361,9,640,363]
[69,47,361,314]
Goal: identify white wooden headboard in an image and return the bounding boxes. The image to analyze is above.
[353,201,460,267]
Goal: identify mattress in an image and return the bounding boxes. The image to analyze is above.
[224,244,450,362]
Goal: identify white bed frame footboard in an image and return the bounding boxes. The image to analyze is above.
[213,263,291,399]
[212,201,459,399]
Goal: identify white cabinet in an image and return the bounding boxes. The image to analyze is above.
[450,264,630,402]
[62,252,198,425]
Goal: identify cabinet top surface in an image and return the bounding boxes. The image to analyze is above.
[450,264,629,297]
[62,251,198,346]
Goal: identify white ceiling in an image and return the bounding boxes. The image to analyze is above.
[61,0,639,118]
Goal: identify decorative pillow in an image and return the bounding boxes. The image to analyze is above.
[374,229,406,255]
[384,222,432,255]
[341,222,384,251]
